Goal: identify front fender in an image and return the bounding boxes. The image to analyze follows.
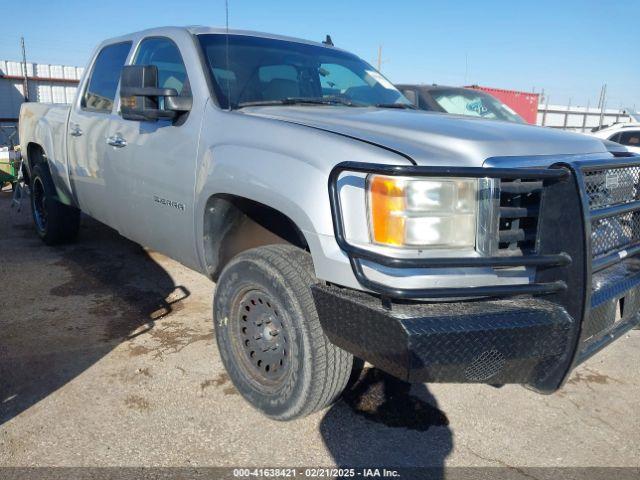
[193,107,413,289]
[195,144,332,278]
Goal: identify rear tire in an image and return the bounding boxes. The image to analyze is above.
[30,162,80,245]
[213,244,353,420]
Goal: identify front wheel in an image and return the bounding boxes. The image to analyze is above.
[213,245,353,420]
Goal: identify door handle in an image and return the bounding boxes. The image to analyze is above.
[106,134,127,148]
[69,124,83,137]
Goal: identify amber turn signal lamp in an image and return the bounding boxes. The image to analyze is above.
[368,175,406,246]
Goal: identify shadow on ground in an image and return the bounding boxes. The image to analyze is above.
[320,362,453,470]
[0,193,189,424]
[0,189,452,471]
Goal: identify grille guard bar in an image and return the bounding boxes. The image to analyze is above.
[323,158,640,393]
[328,161,572,299]
[581,156,640,274]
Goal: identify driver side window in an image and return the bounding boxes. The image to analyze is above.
[134,37,189,96]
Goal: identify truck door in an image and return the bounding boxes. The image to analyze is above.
[105,36,201,269]
[67,41,132,227]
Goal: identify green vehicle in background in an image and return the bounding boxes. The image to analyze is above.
[0,147,21,191]
[0,126,21,191]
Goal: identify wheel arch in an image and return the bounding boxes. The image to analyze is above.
[202,193,311,281]
[24,142,52,186]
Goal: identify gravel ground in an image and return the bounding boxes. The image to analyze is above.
[0,187,638,469]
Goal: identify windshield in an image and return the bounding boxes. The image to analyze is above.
[198,34,410,109]
[431,88,524,123]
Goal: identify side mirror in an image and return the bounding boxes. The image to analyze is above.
[119,65,192,121]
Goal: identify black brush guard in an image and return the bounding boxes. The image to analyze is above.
[312,159,640,391]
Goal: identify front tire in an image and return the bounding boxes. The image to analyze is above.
[213,245,353,420]
[30,163,80,245]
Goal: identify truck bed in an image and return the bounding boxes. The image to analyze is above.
[19,102,72,200]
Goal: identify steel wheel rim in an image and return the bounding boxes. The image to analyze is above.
[231,288,290,389]
[32,177,47,232]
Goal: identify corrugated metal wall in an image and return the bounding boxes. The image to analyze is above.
[0,60,81,144]
[0,60,84,81]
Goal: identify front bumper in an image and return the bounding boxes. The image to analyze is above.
[318,157,640,390]
[312,274,640,389]
[313,284,576,387]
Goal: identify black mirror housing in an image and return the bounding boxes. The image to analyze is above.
[119,65,191,121]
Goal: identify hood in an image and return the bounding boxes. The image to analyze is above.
[600,138,629,154]
[243,106,609,166]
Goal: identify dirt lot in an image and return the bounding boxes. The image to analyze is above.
[1,187,639,469]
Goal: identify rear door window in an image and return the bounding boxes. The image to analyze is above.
[83,42,132,113]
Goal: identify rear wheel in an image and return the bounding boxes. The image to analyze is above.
[30,162,80,245]
[213,244,353,420]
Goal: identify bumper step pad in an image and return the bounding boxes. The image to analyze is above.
[312,284,575,386]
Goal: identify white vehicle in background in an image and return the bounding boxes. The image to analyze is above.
[591,123,640,154]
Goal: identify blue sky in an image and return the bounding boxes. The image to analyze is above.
[2,0,638,110]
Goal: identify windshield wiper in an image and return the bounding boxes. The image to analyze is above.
[373,103,417,110]
[237,97,413,109]
[237,96,360,108]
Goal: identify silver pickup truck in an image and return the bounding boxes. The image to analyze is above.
[19,26,640,420]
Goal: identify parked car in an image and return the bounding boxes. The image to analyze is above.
[19,27,640,420]
[399,84,632,157]
[591,123,640,154]
[396,84,525,123]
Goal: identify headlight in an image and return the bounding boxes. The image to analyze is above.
[367,175,477,248]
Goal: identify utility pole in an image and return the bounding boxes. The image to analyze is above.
[581,100,589,132]
[598,84,607,128]
[376,45,383,71]
[464,52,469,85]
[563,98,571,130]
[20,36,29,102]
[597,87,602,110]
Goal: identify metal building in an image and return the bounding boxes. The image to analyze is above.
[0,60,82,145]
[537,104,635,132]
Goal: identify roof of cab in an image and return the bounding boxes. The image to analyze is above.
[594,123,640,135]
[99,25,342,51]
